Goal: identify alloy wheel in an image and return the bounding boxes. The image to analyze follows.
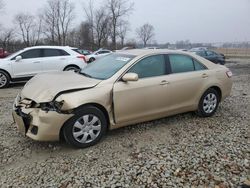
[0,73,7,88]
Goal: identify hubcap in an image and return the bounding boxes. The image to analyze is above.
[203,93,217,113]
[72,114,101,144]
[0,73,7,87]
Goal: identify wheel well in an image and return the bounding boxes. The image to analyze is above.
[0,69,11,79]
[210,86,222,102]
[59,103,110,141]
[63,65,80,71]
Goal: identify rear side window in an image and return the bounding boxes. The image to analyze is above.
[169,54,194,73]
[19,49,42,59]
[196,51,206,57]
[43,49,69,57]
[206,51,216,56]
[128,55,166,78]
[193,59,206,71]
[98,51,110,54]
[169,54,206,73]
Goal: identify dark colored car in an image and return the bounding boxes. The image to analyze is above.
[190,49,225,65]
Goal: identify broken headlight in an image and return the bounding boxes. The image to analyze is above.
[40,101,64,112]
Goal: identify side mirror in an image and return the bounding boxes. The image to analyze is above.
[15,56,22,62]
[122,73,139,82]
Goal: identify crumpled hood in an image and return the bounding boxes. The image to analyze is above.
[21,71,101,103]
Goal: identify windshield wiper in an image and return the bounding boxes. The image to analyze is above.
[79,72,93,78]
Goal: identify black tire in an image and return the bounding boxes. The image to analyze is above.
[64,66,80,72]
[0,70,10,89]
[63,106,108,148]
[88,57,95,63]
[196,88,219,117]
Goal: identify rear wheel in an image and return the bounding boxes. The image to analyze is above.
[196,88,219,117]
[0,70,10,89]
[63,106,107,148]
[64,66,80,72]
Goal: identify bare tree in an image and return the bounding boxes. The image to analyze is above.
[106,0,134,49]
[93,8,110,48]
[42,0,75,45]
[0,27,15,50]
[118,20,129,47]
[78,21,93,49]
[83,0,95,49]
[136,23,155,47]
[14,13,42,47]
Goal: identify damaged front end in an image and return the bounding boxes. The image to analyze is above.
[12,94,73,141]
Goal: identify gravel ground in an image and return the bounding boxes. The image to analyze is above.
[0,58,249,187]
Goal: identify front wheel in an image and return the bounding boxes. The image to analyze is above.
[196,88,219,117]
[0,70,10,89]
[63,106,108,148]
[88,57,95,63]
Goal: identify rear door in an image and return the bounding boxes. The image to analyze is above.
[113,54,170,124]
[11,49,43,77]
[41,49,70,72]
[165,54,209,111]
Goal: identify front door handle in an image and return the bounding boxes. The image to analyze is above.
[32,61,40,64]
[202,73,208,78]
[160,80,169,85]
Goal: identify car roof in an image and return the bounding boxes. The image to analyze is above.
[116,49,195,56]
[24,46,75,50]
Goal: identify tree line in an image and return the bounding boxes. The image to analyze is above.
[0,0,155,52]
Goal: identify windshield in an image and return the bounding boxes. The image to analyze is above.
[80,53,135,80]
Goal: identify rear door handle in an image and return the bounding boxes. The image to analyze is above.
[160,80,169,85]
[32,61,40,64]
[202,73,208,78]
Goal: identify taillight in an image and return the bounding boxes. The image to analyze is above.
[77,55,86,63]
[226,70,233,78]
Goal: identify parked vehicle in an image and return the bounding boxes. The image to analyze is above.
[144,47,161,49]
[73,49,92,56]
[86,49,112,63]
[13,49,232,148]
[190,49,225,65]
[0,48,10,58]
[0,46,87,88]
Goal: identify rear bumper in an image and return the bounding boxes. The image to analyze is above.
[221,79,233,101]
[13,102,73,141]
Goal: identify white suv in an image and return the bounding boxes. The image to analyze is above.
[0,46,87,88]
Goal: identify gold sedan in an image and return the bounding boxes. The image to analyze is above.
[13,49,233,148]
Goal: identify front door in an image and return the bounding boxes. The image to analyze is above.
[12,49,43,77]
[113,54,169,124]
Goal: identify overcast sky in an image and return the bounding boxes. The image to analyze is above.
[1,0,250,43]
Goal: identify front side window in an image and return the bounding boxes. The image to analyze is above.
[19,49,42,59]
[169,54,194,73]
[43,49,69,57]
[128,55,166,78]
